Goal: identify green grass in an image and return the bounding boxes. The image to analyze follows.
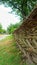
[0,35,34,65]
[0,35,24,65]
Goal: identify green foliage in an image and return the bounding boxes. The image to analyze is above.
[0,0,37,18]
[7,23,20,34]
[2,29,6,33]
[0,24,6,34]
[0,24,3,33]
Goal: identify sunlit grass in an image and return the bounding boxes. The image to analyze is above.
[0,35,35,65]
[0,35,24,65]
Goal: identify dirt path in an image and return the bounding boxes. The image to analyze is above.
[0,34,10,40]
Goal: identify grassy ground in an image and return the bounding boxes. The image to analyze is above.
[0,35,25,65]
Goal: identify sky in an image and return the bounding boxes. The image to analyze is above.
[0,4,20,30]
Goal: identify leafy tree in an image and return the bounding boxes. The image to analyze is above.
[7,23,20,34]
[2,29,6,33]
[0,24,3,33]
[0,0,37,19]
[0,24,6,34]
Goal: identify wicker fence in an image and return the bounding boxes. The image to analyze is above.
[14,27,37,65]
[14,6,37,65]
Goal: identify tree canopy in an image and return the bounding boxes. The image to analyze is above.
[0,0,37,19]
